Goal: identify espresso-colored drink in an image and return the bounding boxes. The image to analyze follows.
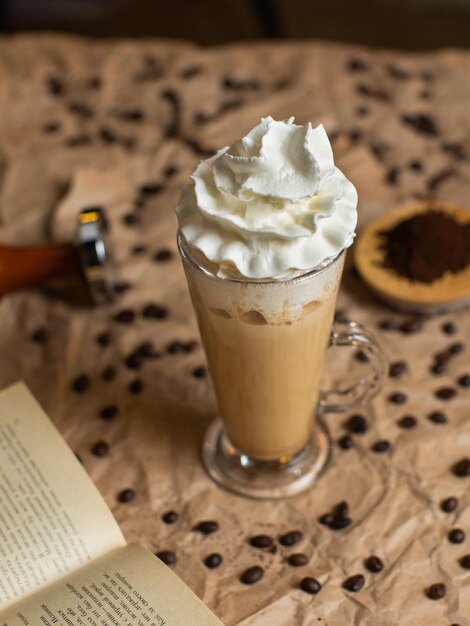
[184,254,344,459]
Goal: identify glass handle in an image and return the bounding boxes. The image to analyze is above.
[319,321,387,414]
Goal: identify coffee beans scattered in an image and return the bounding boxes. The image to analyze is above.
[113,309,135,324]
[371,440,391,453]
[452,457,470,477]
[441,322,456,335]
[364,555,384,573]
[300,577,322,594]
[161,510,179,524]
[142,303,168,320]
[249,535,273,548]
[389,361,407,378]
[345,414,369,434]
[440,497,458,513]
[342,574,365,592]
[288,553,309,567]
[117,488,135,503]
[204,553,223,569]
[166,341,185,354]
[91,441,109,457]
[156,550,176,565]
[426,583,446,600]
[279,530,303,546]
[128,378,144,394]
[397,415,417,429]
[102,366,116,381]
[436,387,457,400]
[428,410,447,424]
[240,566,264,585]
[192,520,219,535]
[459,554,470,569]
[457,374,470,388]
[153,249,173,262]
[338,435,354,450]
[319,501,352,531]
[72,375,90,393]
[388,392,407,404]
[448,528,465,544]
[192,366,207,378]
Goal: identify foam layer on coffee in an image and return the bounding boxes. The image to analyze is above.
[176,116,357,280]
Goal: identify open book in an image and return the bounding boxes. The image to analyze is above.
[0,382,224,626]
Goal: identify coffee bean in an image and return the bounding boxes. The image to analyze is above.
[279,530,303,546]
[249,535,273,548]
[355,105,369,117]
[164,164,178,178]
[329,517,352,530]
[364,555,384,573]
[458,374,470,388]
[426,583,446,600]
[288,553,309,567]
[87,75,102,89]
[397,415,417,429]
[222,76,260,90]
[371,440,391,453]
[166,340,185,354]
[436,387,457,400]
[379,319,401,331]
[142,304,168,320]
[441,322,456,335]
[338,435,354,450]
[96,331,112,347]
[100,127,118,144]
[43,121,61,134]
[240,566,264,585]
[401,318,424,334]
[442,141,467,161]
[440,497,458,513]
[385,167,400,186]
[452,458,470,477]
[389,361,407,378]
[31,327,47,344]
[113,281,131,295]
[408,159,423,171]
[192,520,219,534]
[300,577,322,594]
[72,375,90,393]
[386,64,410,80]
[46,76,65,96]
[342,574,365,592]
[128,378,144,394]
[319,513,334,526]
[68,102,93,118]
[91,441,109,457]
[427,168,456,192]
[140,183,164,196]
[180,66,202,79]
[448,528,465,544]
[156,550,176,565]
[161,510,178,524]
[122,213,139,226]
[113,309,135,324]
[102,366,116,381]
[347,57,369,72]
[449,342,464,355]
[183,340,198,353]
[124,352,142,370]
[356,83,390,101]
[459,554,470,569]
[99,405,118,420]
[348,129,363,143]
[131,244,147,255]
[355,350,369,363]
[117,488,135,503]
[192,366,207,378]
[388,392,407,404]
[66,134,92,147]
[428,411,447,424]
[431,362,446,375]
[401,113,438,136]
[346,414,369,434]
[115,109,145,123]
[153,249,173,262]
[204,553,223,569]
[137,341,160,359]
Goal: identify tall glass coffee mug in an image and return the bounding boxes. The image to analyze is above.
[178,233,386,498]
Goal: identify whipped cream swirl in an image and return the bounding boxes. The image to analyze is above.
[176,116,358,280]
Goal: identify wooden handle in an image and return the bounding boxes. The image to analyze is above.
[0,243,82,297]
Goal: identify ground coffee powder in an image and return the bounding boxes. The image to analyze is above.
[380,209,470,283]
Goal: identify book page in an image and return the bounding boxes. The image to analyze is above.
[0,382,125,611]
[0,544,224,626]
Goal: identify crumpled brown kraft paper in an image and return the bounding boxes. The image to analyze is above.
[0,34,469,626]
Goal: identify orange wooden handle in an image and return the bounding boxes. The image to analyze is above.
[0,244,82,296]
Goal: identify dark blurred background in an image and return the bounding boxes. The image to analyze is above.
[1,0,470,49]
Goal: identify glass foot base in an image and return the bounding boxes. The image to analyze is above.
[202,418,331,499]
